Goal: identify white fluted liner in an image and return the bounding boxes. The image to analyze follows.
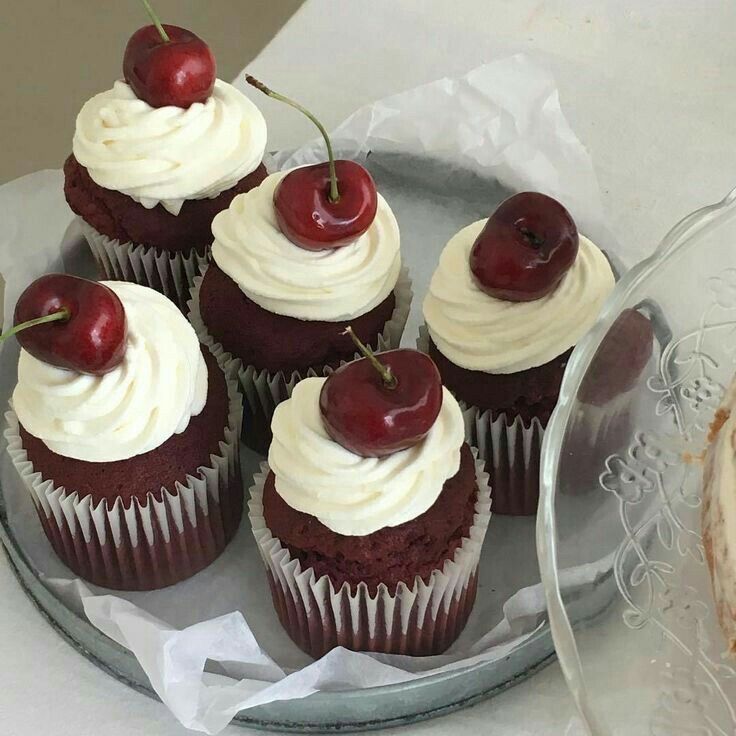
[417,325,545,516]
[4,361,244,591]
[187,263,412,454]
[247,449,491,657]
[79,219,209,310]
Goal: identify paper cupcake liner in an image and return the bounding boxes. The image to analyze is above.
[187,264,413,455]
[417,326,545,516]
[463,403,545,516]
[79,219,209,311]
[4,362,244,591]
[417,328,637,512]
[247,449,492,658]
[560,391,634,498]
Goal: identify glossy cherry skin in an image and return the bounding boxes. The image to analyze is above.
[123,24,216,108]
[470,192,579,302]
[274,160,378,250]
[14,275,127,375]
[319,349,443,457]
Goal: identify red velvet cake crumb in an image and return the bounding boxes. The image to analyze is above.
[428,338,571,426]
[263,443,478,594]
[63,154,267,253]
[19,350,230,503]
[199,261,397,375]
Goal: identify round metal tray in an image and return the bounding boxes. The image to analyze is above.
[0,155,602,732]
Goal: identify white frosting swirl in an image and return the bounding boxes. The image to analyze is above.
[13,282,208,463]
[211,170,401,321]
[73,79,267,215]
[423,220,615,373]
[268,377,465,536]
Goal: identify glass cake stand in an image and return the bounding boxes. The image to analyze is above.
[538,187,736,734]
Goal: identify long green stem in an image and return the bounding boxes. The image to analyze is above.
[343,327,397,389]
[0,309,70,343]
[140,0,170,42]
[245,75,339,203]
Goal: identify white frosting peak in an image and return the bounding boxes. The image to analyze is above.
[268,377,465,536]
[423,220,615,373]
[13,282,208,462]
[73,79,267,215]
[211,170,402,321]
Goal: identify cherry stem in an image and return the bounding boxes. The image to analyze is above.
[140,0,170,42]
[0,309,71,344]
[246,75,339,204]
[343,327,397,389]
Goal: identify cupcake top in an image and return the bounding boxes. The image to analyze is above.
[210,170,401,322]
[73,79,267,215]
[12,282,207,463]
[268,376,464,536]
[423,219,615,374]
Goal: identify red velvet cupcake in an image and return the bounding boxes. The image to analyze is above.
[189,169,411,454]
[5,279,243,590]
[64,30,268,309]
[247,352,491,658]
[422,193,615,515]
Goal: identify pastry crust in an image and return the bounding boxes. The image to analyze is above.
[703,406,736,654]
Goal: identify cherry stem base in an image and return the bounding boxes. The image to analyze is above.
[245,75,339,203]
[140,0,170,42]
[343,326,397,389]
[0,309,71,344]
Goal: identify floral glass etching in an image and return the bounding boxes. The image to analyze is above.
[538,188,736,735]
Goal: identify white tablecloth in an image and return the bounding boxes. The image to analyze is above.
[2,2,735,734]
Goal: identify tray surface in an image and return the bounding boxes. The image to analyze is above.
[0,154,596,732]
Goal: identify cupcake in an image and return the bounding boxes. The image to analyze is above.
[248,340,491,658]
[422,192,615,515]
[190,79,410,453]
[64,21,268,309]
[566,307,655,495]
[4,274,243,590]
[702,377,736,654]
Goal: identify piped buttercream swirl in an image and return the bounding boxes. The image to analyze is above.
[211,170,401,321]
[13,282,207,462]
[423,220,615,373]
[268,377,465,536]
[73,79,267,215]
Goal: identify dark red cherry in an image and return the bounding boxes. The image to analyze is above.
[578,309,654,406]
[8,274,127,375]
[123,23,216,109]
[246,75,378,251]
[320,331,443,457]
[470,192,579,302]
[274,161,378,250]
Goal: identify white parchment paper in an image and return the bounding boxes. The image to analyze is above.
[268,53,630,264]
[0,55,618,734]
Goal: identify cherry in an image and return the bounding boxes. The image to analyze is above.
[578,308,654,407]
[273,161,378,250]
[246,75,377,251]
[123,1,215,109]
[470,192,579,302]
[319,328,443,457]
[3,275,127,376]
